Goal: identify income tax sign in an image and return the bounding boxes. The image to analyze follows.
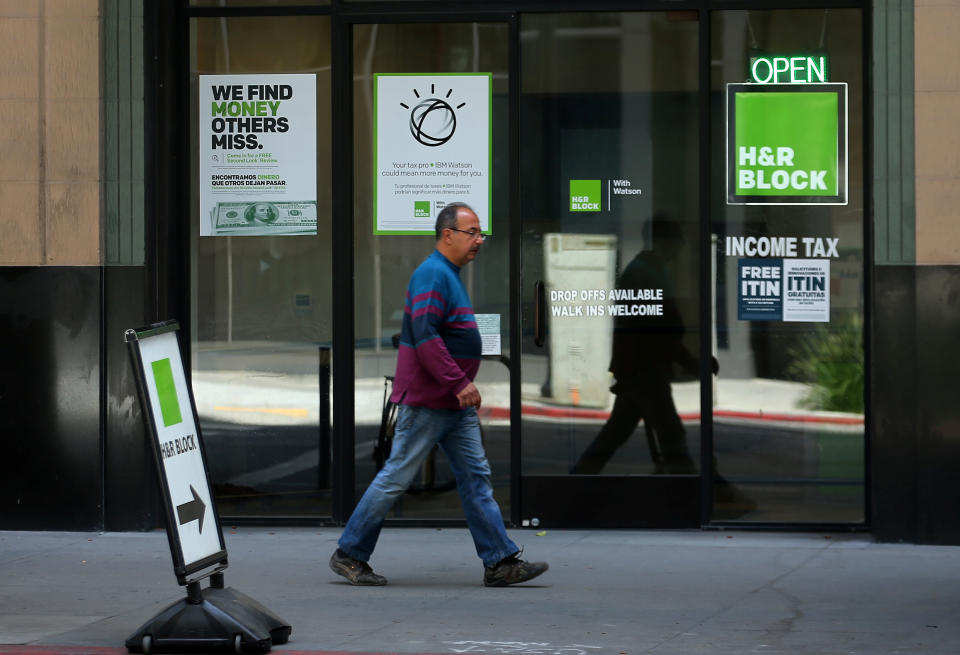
[727,83,847,205]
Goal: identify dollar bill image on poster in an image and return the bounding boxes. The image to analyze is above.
[375,73,491,234]
[727,83,847,205]
[783,258,830,322]
[199,74,317,236]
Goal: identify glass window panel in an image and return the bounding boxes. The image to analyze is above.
[352,23,511,519]
[520,12,702,479]
[711,9,865,523]
[189,15,333,518]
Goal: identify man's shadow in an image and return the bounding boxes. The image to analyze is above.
[569,215,755,514]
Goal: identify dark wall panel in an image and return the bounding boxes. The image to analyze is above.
[871,265,918,541]
[522,475,700,528]
[872,265,960,544]
[104,266,161,530]
[914,266,960,544]
[0,268,102,530]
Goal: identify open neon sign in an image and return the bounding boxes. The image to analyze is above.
[750,55,829,84]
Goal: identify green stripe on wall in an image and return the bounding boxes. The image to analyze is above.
[873,0,916,265]
[103,0,145,266]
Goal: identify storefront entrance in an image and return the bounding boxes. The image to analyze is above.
[517,12,703,527]
[179,2,866,529]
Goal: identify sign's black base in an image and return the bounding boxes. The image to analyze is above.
[125,582,291,654]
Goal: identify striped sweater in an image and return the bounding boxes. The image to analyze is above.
[390,250,482,409]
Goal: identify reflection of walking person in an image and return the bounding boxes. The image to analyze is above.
[571,215,712,475]
[330,202,548,587]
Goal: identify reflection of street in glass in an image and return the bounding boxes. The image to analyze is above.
[568,214,757,515]
[191,342,859,520]
[570,215,699,475]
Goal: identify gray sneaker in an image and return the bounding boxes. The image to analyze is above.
[329,549,387,586]
[483,553,549,587]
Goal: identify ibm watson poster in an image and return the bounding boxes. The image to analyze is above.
[199,74,316,237]
[374,73,491,235]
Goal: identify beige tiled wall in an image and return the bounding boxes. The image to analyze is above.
[0,0,100,266]
[915,1,960,264]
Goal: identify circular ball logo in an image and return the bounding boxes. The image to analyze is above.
[409,98,457,147]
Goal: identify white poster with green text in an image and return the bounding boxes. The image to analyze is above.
[727,83,847,205]
[199,74,317,236]
[375,73,491,235]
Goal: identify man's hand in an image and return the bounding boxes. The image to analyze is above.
[456,382,482,409]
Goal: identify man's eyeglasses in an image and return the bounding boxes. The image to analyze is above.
[448,228,490,241]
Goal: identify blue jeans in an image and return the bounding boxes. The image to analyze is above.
[338,405,519,568]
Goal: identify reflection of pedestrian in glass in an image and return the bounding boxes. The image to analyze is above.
[244,202,278,225]
[571,215,711,475]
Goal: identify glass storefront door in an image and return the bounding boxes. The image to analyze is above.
[351,21,512,521]
[710,9,865,523]
[189,15,334,518]
[518,12,705,527]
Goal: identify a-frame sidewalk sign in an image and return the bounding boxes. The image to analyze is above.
[124,320,291,654]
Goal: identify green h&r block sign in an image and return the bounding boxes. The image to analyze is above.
[570,180,601,212]
[727,83,847,205]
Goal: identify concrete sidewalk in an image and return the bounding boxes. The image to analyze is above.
[2,527,959,655]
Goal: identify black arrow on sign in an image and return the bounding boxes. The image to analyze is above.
[176,485,206,534]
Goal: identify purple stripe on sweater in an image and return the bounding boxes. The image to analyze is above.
[412,305,445,319]
[412,290,446,306]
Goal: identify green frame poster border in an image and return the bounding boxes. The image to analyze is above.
[373,71,493,236]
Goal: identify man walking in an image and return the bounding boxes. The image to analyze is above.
[330,202,548,587]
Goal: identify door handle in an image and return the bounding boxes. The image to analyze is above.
[534,280,545,347]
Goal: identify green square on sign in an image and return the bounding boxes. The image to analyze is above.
[570,180,601,212]
[734,91,838,196]
[151,358,183,427]
[414,201,431,218]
